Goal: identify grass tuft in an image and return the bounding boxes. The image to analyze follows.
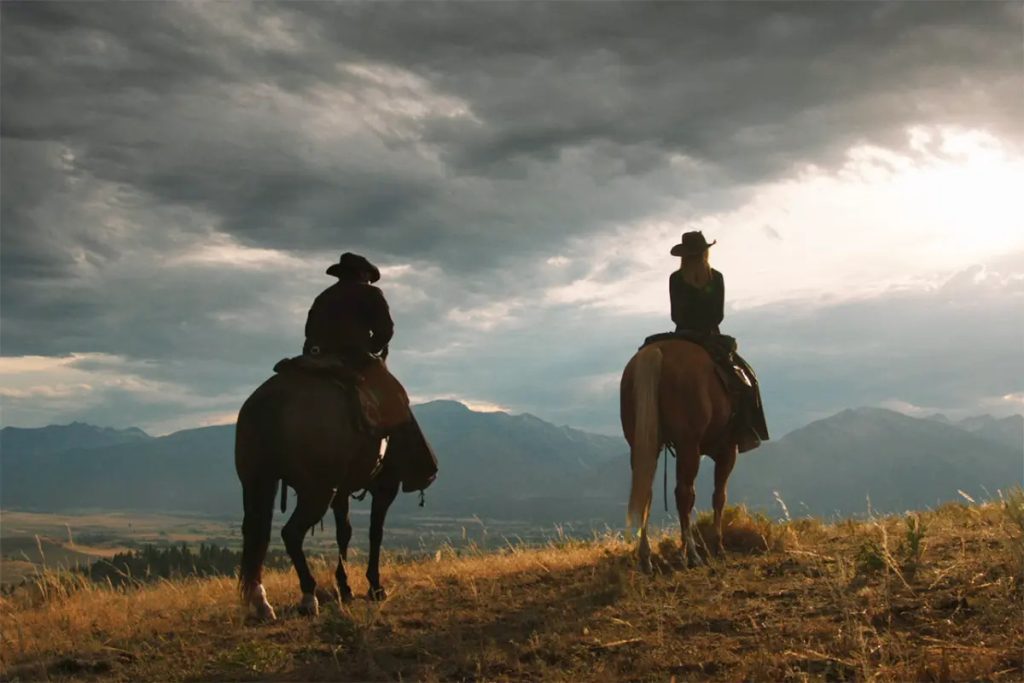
[695,505,796,554]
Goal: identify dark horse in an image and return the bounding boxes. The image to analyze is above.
[235,371,399,619]
[620,340,738,572]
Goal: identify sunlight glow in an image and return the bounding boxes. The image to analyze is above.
[543,126,1024,313]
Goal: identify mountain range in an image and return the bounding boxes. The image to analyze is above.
[722,407,1021,517]
[1,402,1020,522]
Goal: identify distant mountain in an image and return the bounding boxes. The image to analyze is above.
[722,408,1022,517]
[1,424,237,514]
[414,400,620,487]
[1,406,1019,523]
[394,400,628,519]
[0,401,627,520]
[0,422,150,458]
[956,414,1023,452]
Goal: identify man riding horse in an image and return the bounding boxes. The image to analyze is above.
[301,252,437,494]
[236,252,436,619]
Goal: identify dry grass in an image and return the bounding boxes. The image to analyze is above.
[2,499,1022,682]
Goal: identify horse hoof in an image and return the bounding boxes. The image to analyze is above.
[367,586,387,601]
[255,602,277,621]
[298,592,319,617]
[251,585,276,621]
[340,589,355,604]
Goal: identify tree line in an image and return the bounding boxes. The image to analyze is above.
[86,543,292,586]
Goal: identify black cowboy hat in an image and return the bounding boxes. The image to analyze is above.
[326,252,381,282]
[670,231,717,256]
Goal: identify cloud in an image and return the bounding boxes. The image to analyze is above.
[4,3,1020,272]
[0,353,244,434]
[1,3,1021,435]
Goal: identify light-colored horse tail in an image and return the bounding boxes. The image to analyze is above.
[627,345,663,529]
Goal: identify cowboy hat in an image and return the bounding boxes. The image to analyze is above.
[326,252,381,282]
[670,231,717,256]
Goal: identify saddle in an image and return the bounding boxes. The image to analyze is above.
[273,354,411,432]
[273,353,438,495]
[640,331,768,452]
[641,330,748,388]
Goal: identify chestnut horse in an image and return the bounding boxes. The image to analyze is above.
[621,340,737,571]
[235,371,399,619]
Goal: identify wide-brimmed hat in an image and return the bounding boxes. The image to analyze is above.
[670,231,717,256]
[326,252,381,282]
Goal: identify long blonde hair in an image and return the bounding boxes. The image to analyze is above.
[679,250,711,288]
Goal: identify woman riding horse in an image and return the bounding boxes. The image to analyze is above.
[670,231,768,451]
[621,231,768,571]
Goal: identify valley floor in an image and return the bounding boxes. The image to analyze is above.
[2,500,1022,682]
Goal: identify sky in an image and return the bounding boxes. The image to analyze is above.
[2,2,1022,437]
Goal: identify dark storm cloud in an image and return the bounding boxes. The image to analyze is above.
[306,2,1023,172]
[4,2,1020,271]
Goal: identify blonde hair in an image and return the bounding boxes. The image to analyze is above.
[679,250,711,288]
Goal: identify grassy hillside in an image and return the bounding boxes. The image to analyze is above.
[2,497,1022,682]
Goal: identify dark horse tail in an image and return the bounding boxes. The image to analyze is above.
[235,398,278,604]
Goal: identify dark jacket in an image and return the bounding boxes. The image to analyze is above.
[670,268,724,335]
[303,281,394,356]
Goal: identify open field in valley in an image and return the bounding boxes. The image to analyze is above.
[0,508,614,589]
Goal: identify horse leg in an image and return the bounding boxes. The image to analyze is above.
[675,446,703,568]
[331,493,355,603]
[239,477,277,620]
[712,445,738,556]
[281,487,332,616]
[638,523,653,574]
[366,476,400,600]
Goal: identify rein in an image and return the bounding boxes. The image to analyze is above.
[663,443,677,512]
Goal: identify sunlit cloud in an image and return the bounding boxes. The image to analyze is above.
[446,301,524,331]
[169,233,309,270]
[996,393,1024,408]
[407,393,509,414]
[877,398,943,417]
[0,353,247,434]
[538,126,1024,314]
[341,62,477,123]
[0,383,94,399]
